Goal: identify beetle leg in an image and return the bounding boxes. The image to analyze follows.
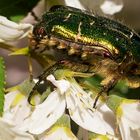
[54,60,94,78]
[55,69,94,79]
[28,60,93,105]
[93,77,118,108]
[28,62,61,105]
[27,55,33,81]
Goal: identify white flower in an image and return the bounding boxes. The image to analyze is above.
[106,95,140,140]
[0,16,32,42]
[3,76,140,140]
[100,0,123,15]
[21,88,66,134]
[64,0,85,10]
[0,118,34,140]
[21,75,116,137]
[3,90,32,128]
[117,100,140,140]
[2,82,78,139]
[64,0,123,15]
[65,77,116,135]
[1,80,37,140]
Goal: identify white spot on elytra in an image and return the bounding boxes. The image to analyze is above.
[130,32,133,38]
[90,21,95,26]
[75,22,82,41]
[63,13,72,21]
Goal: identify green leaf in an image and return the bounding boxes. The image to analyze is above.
[106,94,124,113]
[0,57,5,116]
[46,114,78,139]
[54,114,71,128]
[0,0,40,22]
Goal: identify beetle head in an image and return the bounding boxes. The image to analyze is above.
[33,24,47,42]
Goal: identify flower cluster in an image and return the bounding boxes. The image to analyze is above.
[1,75,140,140]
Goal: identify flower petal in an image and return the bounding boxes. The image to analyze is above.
[21,90,66,134]
[38,114,78,140]
[118,101,140,140]
[38,127,78,140]
[47,74,70,94]
[88,131,119,140]
[3,91,31,127]
[121,101,140,125]
[64,0,85,10]
[0,118,34,140]
[0,16,32,42]
[119,117,140,140]
[100,0,123,15]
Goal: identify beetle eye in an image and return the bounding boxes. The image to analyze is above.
[33,26,46,41]
[37,27,45,35]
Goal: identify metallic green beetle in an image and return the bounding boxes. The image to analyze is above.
[29,5,140,106]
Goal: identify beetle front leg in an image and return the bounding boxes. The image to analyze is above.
[28,60,93,105]
[28,62,62,105]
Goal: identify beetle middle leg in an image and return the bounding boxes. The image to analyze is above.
[27,54,34,81]
[93,76,119,108]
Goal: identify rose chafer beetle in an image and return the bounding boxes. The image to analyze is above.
[29,5,140,107]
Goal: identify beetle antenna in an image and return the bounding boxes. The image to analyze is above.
[30,11,40,22]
